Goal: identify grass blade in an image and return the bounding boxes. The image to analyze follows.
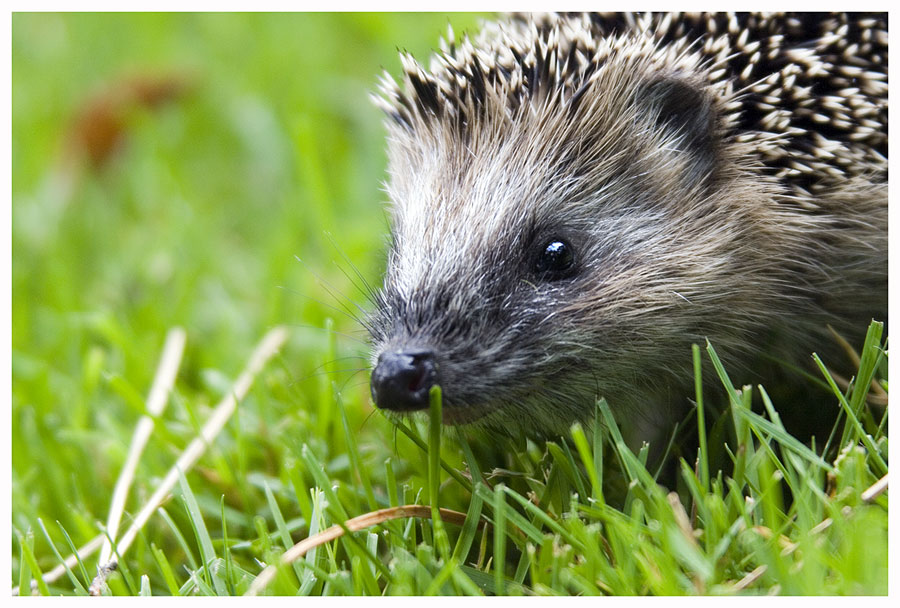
[492,483,507,595]
[428,385,452,561]
[177,471,227,595]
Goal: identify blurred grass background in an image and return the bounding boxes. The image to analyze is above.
[11,12,486,592]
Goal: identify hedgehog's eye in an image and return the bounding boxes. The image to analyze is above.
[533,239,575,280]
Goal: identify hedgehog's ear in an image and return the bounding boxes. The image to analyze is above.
[637,76,718,180]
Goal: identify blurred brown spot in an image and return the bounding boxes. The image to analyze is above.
[65,72,194,170]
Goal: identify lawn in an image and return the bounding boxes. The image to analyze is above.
[11,12,888,596]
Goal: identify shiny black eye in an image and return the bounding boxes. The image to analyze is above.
[533,239,575,279]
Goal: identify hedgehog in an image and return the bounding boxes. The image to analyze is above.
[366,12,887,447]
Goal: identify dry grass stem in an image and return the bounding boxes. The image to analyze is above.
[667,492,698,547]
[89,326,289,595]
[861,473,888,503]
[245,504,473,596]
[731,565,768,592]
[98,327,186,567]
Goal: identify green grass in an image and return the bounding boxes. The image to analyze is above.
[11,13,888,596]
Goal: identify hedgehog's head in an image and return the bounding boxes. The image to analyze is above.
[367,18,779,435]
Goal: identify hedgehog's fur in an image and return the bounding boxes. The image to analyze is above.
[368,13,887,444]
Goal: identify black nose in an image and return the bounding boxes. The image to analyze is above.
[371,349,438,412]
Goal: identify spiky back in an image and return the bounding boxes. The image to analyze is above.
[375,12,887,198]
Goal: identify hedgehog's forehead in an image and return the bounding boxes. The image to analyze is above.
[387,143,534,250]
[382,138,548,300]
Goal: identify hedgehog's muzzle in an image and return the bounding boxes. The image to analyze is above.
[370,348,438,412]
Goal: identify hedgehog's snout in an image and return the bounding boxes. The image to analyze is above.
[370,348,439,412]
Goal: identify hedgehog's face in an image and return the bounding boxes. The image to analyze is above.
[368,205,601,433]
[368,53,748,435]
